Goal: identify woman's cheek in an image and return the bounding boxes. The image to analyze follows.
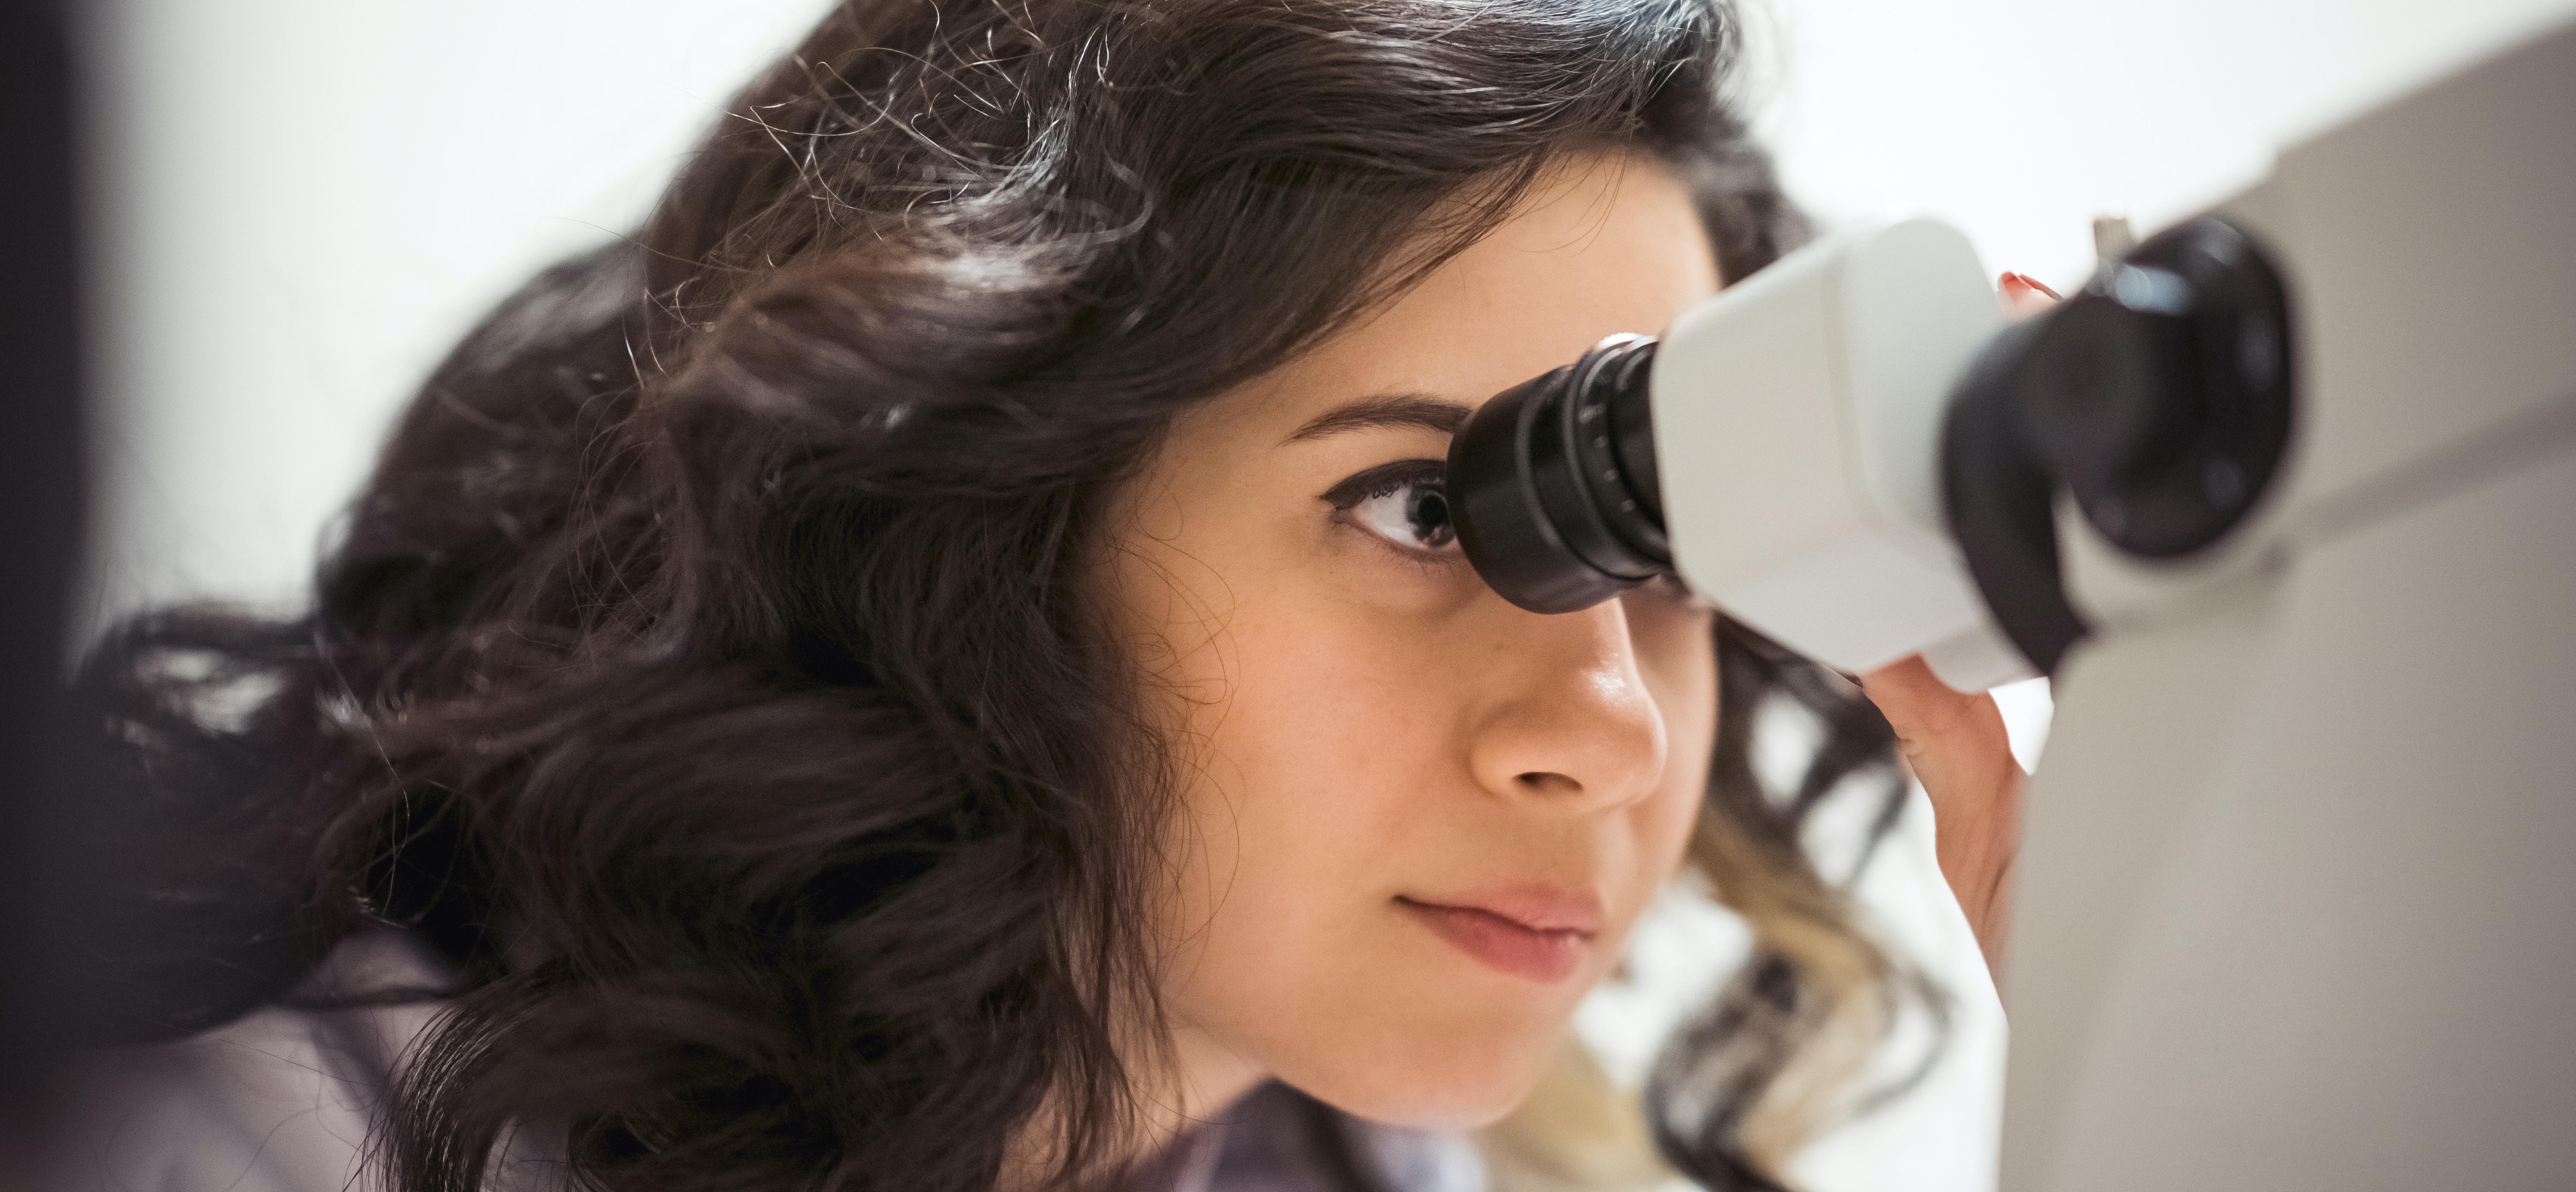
[1312,515,1488,616]
[1156,619,1468,1077]
[1220,596,1454,815]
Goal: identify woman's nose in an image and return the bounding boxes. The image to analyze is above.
[1462,598,1667,813]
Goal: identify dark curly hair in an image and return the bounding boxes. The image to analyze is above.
[63,0,1925,1187]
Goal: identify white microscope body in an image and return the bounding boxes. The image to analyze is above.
[1650,216,2022,691]
[1642,17,2576,1189]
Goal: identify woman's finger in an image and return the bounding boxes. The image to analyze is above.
[1858,654,2023,983]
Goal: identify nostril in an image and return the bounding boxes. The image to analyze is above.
[1516,771,1583,796]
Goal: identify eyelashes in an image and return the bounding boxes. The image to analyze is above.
[1323,459,1460,557]
[1321,459,1444,509]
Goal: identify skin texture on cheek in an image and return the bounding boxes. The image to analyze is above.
[1106,154,1721,1131]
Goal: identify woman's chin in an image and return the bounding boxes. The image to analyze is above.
[1277,1024,1568,1131]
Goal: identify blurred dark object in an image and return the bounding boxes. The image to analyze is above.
[1,0,94,1165]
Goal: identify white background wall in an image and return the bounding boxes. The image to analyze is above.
[75,0,840,623]
[72,0,2576,1187]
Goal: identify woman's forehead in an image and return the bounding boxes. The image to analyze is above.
[1202,155,1718,447]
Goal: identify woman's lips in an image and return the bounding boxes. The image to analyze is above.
[1397,891,1601,983]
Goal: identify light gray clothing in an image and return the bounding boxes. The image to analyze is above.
[1143,1082,1483,1192]
[47,930,448,1192]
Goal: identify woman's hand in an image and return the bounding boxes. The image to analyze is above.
[1859,270,2058,985]
[1859,656,2022,983]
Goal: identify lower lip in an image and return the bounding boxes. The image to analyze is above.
[1401,900,1590,983]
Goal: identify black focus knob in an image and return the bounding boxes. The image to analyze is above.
[1943,215,2299,674]
[2016,216,2297,558]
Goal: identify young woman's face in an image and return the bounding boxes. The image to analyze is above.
[1108,155,1722,1129]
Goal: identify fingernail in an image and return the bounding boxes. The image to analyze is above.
[2003,272,2062,300]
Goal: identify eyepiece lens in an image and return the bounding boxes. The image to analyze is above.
[1445,336,1672,614]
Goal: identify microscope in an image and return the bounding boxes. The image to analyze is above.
[1444,16,2576,1190]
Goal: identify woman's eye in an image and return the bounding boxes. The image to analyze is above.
[1323,460,1460,556]
[1353,482,1457,553]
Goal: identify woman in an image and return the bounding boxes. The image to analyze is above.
[55,0,2023,1187]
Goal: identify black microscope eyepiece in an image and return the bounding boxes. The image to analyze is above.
[1444,334,1672,614]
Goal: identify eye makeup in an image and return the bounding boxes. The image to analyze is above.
[1321,459,1444,509]
[1323,458,1459,556]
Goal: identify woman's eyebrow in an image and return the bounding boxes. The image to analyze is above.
[1282,394,1476,444]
